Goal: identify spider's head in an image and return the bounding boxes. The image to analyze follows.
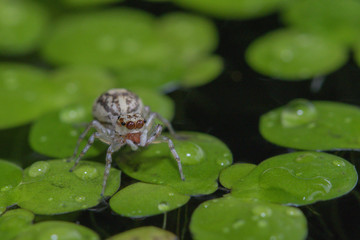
[116,113,146,134]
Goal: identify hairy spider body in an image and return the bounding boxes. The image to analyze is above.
[69,89,185,196]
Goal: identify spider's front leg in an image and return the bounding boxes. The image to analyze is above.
[143,106,177,136]
[101,143,122,196]
[145,124,185,181]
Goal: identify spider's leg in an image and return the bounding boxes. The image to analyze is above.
[70,132,100,171]
[126,139,139,151]
[144,106,176,136]
[145,125,185,181]
[101,143,122,196]
[69,120,107,161]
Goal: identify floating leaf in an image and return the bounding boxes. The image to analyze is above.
[260,99,360,150]
[190,197,307,240]
[281,0,360,45]
[29,102,106,159]
[245,29,348,80]
[0,160,23,213]
[107,226,177,240]
[110,182,190,217]
[0,0,48,55]
[219,163,256,189]
[14,160,120,215]
[0,64,62,129]
[173,0,287,19]
[0,209,34,240]
[117,132,232,195]
[230,152,358,205]
[14,221,99,240]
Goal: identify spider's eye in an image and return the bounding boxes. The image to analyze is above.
[126,121,136,129]
[136,120,144,129]
[117,117,126,126]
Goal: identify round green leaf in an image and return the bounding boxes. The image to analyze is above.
[230,152,358,205]
[110,182,190,217]
[41,9,169,68]
[117,132,232,195]
[0,63,63,129]
[245,29,348,80]
[0,209,34,240]
[260,99,360,150]
[281,0,360,45]
[190,197,307,240]
[0,0,48,55]
[107,226,177,240]
[14,221,99,240]
[0,160,23,213]
[157,12,218,62]
[14,160,120,214]
[29,102,106,158]
[173,0,287,19]
[219,163,256,189]
[182,55,224,87]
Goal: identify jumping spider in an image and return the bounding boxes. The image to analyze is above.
[69,88,185,196]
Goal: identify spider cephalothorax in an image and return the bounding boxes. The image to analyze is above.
[69,88,185,196]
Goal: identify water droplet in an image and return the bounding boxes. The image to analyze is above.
[74,165,99,180]
[281,99,317,128]
[285,208,302,217]
[1,185,12,192]
[203,204,209,208]
[232,219,245,229]
[75,196,86,203]
[295,153,317,163]
[48,197,54,201]
[59,105,86,123]
[257,219,268,228]
[176,142,205,165]
[216,158,231,167]
[332,159,345,167]
[158,201,170,212]
[280,48,294,62]
[252,205,272,218]
[40,136,47,142]
[222,227,230,233]
[168,192,174,196]
[28,161,50,177]
[344,117,352,123]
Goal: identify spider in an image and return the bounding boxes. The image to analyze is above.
[69,88,185,196]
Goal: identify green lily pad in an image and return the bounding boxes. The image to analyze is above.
[14,160,120,215]
[0,0,48,55]
[173,0,287,19]
[281,0,360,45]
[29,102,106,159]
[181,55,224,87]
[0,209,34,240]
[14,221,99,240]
[107,226,177,240]
[230,151,358,205]
[0,160,23,213]
[110,182,190,217]
[41,9,169,68]
[117,132,232,195]
[260,99,360,150]
[190,197,307,240]
[0,63,63,129]
[219,163,256,189]
[245,29,348,80]
[157,12,218,62]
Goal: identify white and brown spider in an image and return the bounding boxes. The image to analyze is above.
[69,88,185,196]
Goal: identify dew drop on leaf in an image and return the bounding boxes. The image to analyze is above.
[157,201,170,212]
[175,141,205,165]
[281,99,317,127]
[332,159,346,167]
[28,161,50,177]
[74,165,99,180]
[75,196,86,203]
[285,208,302,217]
[252,205,272,218]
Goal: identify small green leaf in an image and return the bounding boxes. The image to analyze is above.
[173,0,287,19]
[219,163,256,189]
[260,99,360,150]
[14,160,120,215]
[190,197,307,240]
[230,152,358,205]
[245,29,348,80]
[0,209,34,240]
[0,0,48,55]
[107,226,177,240]
[281,0,360,45]
[117,132,232,195]
[29,102,106,158]
[14,221,99,240]
[110,182,190,217]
